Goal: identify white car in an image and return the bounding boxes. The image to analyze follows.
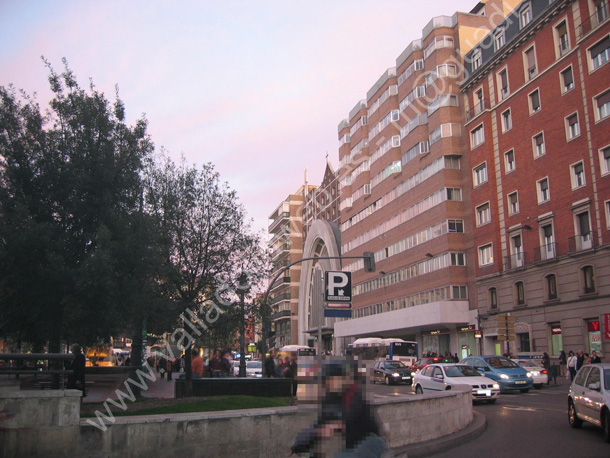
[233,359,263,377]
[568,363,610,442]
[413,363,500,403]
[513,359,549,388]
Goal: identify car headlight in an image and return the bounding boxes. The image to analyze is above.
[526,372,532,378]
[500,374,509,380]
[492,383,500,389]
[392,372,400,377]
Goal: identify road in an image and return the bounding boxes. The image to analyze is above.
[367,380,610,457]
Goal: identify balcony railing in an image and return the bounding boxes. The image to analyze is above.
[534,242,558,262]
[466,99,489,121]
[270,243,290,260]
[569,232,596,253]
[504,252,526,270]
[271,310,291,321]
[577,1,609,39]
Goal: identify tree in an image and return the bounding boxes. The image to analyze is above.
[145,154,269,393]
[0,60,156,355]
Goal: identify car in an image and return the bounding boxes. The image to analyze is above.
[410,357,445,373]
[233,359,263,377]
[460,355,533,393]
[568,363,610,442]
[371,360,413,385]
[513,359,549,388]
[413,364,500,403]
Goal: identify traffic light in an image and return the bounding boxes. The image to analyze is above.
[363,252,376,273]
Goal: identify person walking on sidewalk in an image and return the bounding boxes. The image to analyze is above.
[559,350,567,377]
[166,358,174,381]
[567,351,578,381]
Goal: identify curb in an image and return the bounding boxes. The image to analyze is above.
[391,411,486,457]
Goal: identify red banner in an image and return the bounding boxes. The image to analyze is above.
[605,314,610,340]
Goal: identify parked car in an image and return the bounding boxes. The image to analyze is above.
[460,355,533,393]
[568,363,610,442]
[371,360,413,385]
[413,363,500,403]
[233,359,263,377]
[410,357,444,373]
[513,359,549,388]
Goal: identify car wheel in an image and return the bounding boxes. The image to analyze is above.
[534,384,542,389]
[568,400,583,428]
[415,385,423,394]
[385,375,391,386]
[487,399,497,404]
[520,389,529,393]
[602,410,610,443]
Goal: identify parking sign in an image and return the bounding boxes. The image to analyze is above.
[325,271,351,302]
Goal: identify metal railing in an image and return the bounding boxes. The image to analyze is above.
[0,353,74,389]
[577,1,609,39]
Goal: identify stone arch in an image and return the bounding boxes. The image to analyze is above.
[297,220,342,347]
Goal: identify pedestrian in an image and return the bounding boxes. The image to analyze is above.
[290,360,387,457]
[454,353,459,363]
[559,350,567,377]
[220,351,232,376]
[210,350,223,377]
[283,356,298,397]
[542,352,551,385]
[264,350,276,378]
[576,350,585,371]
[583,353,591,365]
[67,344,86,400]
[191,349,204,378]
[166,357,173,381]
[590,351,602,364]
[567,351,577,381]
[158,356,166,379]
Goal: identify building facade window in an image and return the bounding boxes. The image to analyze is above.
[511,234,524,268]
[551,324,563,356]
[589,35,610,71]
[540,223,555,259]
[554,20,570,57]
[606,200,610,229]
[601,146,610,175]
[546,274,558,300]
[473,162,488,186]
[524,47,537,80]
[515,281,525,305]
[478,243,493,266]
[472,49,482,70]
[505,149,516,173]
[582,266,596,293]
[495,28,506,51]
[533,132,546,158]
[471,124,485,148]
[529,89,541,113]
[574,210,592,250]
[476,202,491,226]
[571,161,586,189]
[521,4,533,28]
[501,109,513,132]
[595,90,610,121]
[489,287,498,309]
[498,68,509,100]
[508,191,519,215]
[537,177,550,203]
[474,88,485,115]
[561,66,574,93]
[566,113,581,140]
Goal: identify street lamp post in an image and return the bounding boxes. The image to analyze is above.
[238,272,249,378]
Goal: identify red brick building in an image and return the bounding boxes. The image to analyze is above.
[461,0,610,357]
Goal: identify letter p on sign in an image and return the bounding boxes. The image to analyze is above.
[325,271,352,302]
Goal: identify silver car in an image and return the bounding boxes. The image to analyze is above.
[567,363,610,442]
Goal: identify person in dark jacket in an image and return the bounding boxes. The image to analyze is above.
[291,359,386,457]
[67,344,86,399]
[264,350,276,378]
[542,352,552,384]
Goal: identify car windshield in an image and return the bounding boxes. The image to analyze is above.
[486,357,519,368]
[385,361,407,369]
[605,370,610,390]
[444,365,480,377]
[517,361,538,368]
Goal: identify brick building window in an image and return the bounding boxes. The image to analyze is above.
[495,29,506,51]
[473,162,488,186]
[570,161,586,189]
[476,202,491,226]
[537,177,550,203]
[508,191,519,215]
[524,47,537,80]
[501,109,513,132]
[472,49,482,70]
[540,223,556,260]
[529,89,541,113]
[566,113,581,140]
[589,35,610,71]
[505,149,516,173]
[554,20,570,57]
[471,124,485,148]
[478,243,493,266]
[595,90,610,121]
[601,146,610,175]
[498,68,509,100]
[521,4,532,28]
[560,66,574,93]
[533,132,545,157]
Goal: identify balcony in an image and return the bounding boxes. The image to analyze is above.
[271,310,291,321]
[569,232,596,253]
[577,1,609,39]
[270,293,291,306]
[271,243,290,261]
[504,252,526,271]
[466,99,489,122]
[534,243,558,262]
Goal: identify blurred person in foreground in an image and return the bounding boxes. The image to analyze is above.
[290,359,387,457]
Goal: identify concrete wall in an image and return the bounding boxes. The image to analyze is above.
[0,388,472,457]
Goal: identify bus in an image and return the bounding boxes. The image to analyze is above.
[346,338,418,366]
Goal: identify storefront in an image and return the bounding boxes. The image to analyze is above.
[422,329,450,356]
[457,325,478,358]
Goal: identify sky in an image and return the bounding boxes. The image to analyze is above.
[0,0,478,234]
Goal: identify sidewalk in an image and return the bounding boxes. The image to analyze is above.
[83,369,176,403]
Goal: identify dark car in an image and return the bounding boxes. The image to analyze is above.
[372,360,412,385]
[411,357,444,373]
